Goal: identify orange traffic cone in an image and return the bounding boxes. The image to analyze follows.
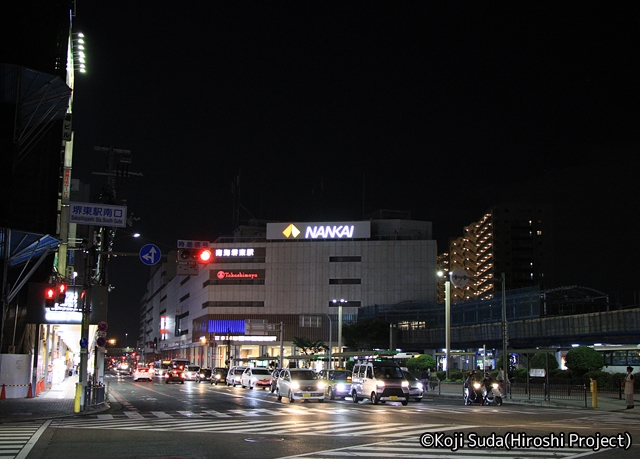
[26,383,33,398]
[0,384,5,399]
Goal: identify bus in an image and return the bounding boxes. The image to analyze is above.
[593,345,640,374]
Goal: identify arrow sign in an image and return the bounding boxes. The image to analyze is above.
[139,244,161,266]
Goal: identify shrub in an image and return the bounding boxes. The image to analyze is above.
[406,355,436,374]
[530,352,560,371]
[565,346,604,375]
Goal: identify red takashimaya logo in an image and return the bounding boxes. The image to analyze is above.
[217,271,258,279]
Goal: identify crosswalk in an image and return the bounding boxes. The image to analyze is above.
[49,417,474,438]
[277,437,600,459]
[82,404,598,420]
[0,421,50,459]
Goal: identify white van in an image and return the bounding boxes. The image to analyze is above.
[351,361,409,405]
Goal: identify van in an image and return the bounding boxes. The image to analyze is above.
[351,361,409,405]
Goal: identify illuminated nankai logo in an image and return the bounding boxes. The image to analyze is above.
[305,225,354,239]
[282,224,301,238]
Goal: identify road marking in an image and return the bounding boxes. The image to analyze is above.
[0,421,51,459]
[50,418,477,438]
[274,436,600,459]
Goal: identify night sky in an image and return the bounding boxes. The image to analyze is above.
[69,3,640,345]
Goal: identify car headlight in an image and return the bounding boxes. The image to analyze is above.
[401,380,409,388]
[336,383,345,390]
[376,381,386,388]
[291,382,300,390]
[416,382,423,390]
[317,381,326,390]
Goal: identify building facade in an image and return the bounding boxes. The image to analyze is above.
[139,219,437,369]
[438,203,552,303]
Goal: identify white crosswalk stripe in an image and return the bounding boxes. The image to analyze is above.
[0,421,50,459]
[276,437,599,459]
[84,404,596,420]
[49,418,477,438]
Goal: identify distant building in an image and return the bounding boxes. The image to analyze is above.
[438,203,553,302]
[139,217,437,368]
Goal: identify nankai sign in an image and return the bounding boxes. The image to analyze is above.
[266,221,371,240]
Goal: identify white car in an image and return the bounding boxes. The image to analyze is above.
[132,366,153,381]
[226,366,248,387]
[183,365,201,381]
[241,367,272,389]
[276,369,325,403]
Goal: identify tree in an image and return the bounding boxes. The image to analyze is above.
[565,346,604,375]
[406,354,436,374]
[292,336,327,355]
[530,352,559,371]
[342,319,389,351]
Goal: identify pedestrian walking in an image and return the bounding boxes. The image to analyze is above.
[420,369,429,392]
[624,366,634,409]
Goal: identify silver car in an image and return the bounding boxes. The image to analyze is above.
[226,366,248,387]
[276,369,326,403]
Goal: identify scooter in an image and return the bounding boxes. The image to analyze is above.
[482,382,503,406]
[464,381,484,405]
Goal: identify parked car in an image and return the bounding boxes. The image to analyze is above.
[132,365,153,382]
[226,366,248,387]
[211,367,228,385]
[351,361,409,405]
[276,368,325,403]
[402,370,424,402]
[184,365,201,381]
[196,368,212,383]
[241,367,272,390]
[318,369,352,400]
[165,364,186,384]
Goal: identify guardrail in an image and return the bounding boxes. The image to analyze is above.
[427,380,590,407]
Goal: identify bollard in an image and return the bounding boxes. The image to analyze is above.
[0,384,5,400]
[589,378,598,408]
[74,383,82,413]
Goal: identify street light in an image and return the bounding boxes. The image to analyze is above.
[437,271,451,381]
[332,299,347,367]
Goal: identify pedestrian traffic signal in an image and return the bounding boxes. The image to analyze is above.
[44,285,56,307]
[57,283,67,303]
[177,248,213,264]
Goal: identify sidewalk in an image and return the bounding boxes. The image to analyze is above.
[427,382,640,413]
[0,375,109,423]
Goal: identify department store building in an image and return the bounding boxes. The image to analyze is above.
[140,217,437,369]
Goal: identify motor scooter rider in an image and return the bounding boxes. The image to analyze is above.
[464,370,478,403]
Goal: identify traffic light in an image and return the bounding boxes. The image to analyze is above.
[44,285,56,307]
[177,248,213,264]
[196,248,213,263]
[57,283,68,303]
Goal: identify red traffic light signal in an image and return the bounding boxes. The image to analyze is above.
[196,248,213,263]
[177,248,213,264]
[57,283,67,303]
[44,285,56,307]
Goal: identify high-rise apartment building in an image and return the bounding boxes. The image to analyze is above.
[438,203,552,302]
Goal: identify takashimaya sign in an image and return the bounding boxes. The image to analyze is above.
[266,221,371,240]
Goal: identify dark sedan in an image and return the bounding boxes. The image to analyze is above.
[210,367,228,385]
[196,368,212,383]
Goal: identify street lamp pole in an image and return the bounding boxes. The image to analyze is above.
[445,278,451,381]
[324,314,332,370]
[333,299,346,367]
[501,272,509,391]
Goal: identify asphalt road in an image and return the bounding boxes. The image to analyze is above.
[3,372,640,459]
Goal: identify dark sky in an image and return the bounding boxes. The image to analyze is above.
[70,3,640,345]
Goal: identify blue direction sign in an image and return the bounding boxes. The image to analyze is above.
[80,337,88,349]
[139,244,161,266]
